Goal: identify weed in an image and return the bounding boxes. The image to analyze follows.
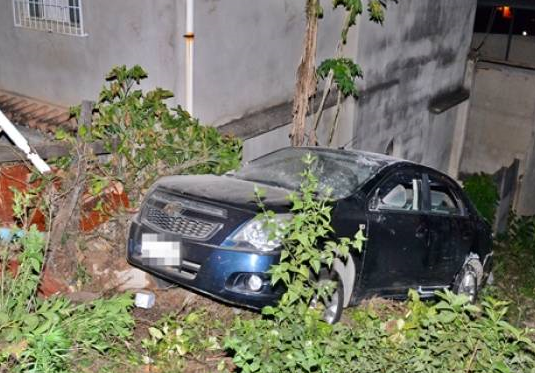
[0,226,135,372]
[142,309,226,372]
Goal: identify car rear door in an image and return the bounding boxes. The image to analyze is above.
[422,172,473,286]
[362,168,430,296]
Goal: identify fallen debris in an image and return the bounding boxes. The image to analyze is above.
[135,291,156,309]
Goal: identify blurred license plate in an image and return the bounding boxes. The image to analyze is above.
[140,234,181,266]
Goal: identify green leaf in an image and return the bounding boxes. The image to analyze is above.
[148,327,164,340]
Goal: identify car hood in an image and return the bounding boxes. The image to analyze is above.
[153,174,293,211]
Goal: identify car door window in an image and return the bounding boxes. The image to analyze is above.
[428,175,464,216]
[373,173,421,212]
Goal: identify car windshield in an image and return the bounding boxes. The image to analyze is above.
[234,148,393,199]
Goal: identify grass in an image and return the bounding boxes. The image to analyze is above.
[483,239,535,328]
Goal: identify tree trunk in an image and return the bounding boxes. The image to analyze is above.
[290,0,319,147]
[47,101,92,286]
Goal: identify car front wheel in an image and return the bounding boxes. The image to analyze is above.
[309,270,344,324]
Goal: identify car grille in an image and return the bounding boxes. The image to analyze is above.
[145,207,220,240]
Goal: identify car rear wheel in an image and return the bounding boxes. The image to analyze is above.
[453,264,478,303]
[309,270,344,324]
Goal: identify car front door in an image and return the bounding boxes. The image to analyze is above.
[361,169,431,296]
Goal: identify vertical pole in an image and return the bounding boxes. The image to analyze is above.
[185,0,194,115]
[505,8,515,61]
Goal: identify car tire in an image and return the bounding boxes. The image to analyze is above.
[310,269,344,324]
[453,263,478,303]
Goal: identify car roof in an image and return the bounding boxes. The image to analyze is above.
[296,146,406,165]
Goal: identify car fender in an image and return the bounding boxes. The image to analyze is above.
[333,255,356,308]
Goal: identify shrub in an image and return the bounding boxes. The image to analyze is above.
[75,65,242,203]
[0,226,135,372]
[463,173,499,225]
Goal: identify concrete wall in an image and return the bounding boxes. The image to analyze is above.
[460,61,535,175]
[0,0,477,172]
[349,0,477,172]
[0,0,345,126]
[242,0,477,167]
[472,33,535,66]
[194,0,345,126]
[0,0,184,106]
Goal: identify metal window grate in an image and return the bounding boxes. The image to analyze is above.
[12,0,86,37]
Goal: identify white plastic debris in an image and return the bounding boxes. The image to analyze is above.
[0,109,51,174]
[135,291,155,309]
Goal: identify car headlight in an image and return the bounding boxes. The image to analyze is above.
[226,214,292,252]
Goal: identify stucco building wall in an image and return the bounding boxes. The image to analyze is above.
[349,0,477,171]
[0,0,478,173]
[0,0,184,106]
[460,61,535,175]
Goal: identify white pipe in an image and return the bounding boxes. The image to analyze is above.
[185,0,194,115]
[0,109,51,174]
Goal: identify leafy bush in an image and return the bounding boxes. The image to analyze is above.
[0,226,135,372]
[73,65,242,202]
[463,173,499,225]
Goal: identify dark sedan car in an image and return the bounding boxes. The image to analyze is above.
[127,147,493,322]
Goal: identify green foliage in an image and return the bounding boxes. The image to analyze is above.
[142,310,224,371]
[226,155,366,370]
[507,214,535,253]
[463,173,500,225]
[0,226,46,332]
[317,58,363,97]
[258,154,365,320]
[333,0,363,43]
[351,291,535,373]
[68,65,242,203]
[10,186,51,230]
[0,226,135,372]
[332,0,394,42]
[367,0,388,23]
[489,214,535,322]
[226,290,535,373]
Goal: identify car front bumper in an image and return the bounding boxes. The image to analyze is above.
[127,219,283,309]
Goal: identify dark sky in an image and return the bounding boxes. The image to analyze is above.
[474,6,535,35]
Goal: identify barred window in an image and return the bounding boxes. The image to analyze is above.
[12,0,86,37]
